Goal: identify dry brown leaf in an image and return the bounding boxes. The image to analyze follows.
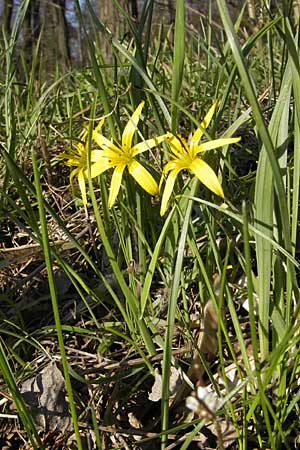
[128,412,143,441]
[148,366,183,403]
[172,284,221,407]
[188,298,220,383]
[19,361,72,432]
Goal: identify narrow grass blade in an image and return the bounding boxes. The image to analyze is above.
[140,208,175,318]
[216,0,297,363]
[85,111,156,356]
[31,150,83,450]
[0,340,43,449]
[171,0,185,132]
[161,178,198,449]
[216,0,292,254]
[84,0,171,126]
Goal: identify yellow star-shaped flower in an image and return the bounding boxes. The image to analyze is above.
[89,101,166,208]
[61,123,106,205]
[160,102,241,215]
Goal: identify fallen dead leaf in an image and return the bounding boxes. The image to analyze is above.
[19,361,72,433]
[149,366,183,403]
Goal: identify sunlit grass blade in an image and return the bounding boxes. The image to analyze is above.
[241,201,260,366]
[31,150,83,450]
[74,0,118,139]
[0,340,43,449]
[216,0,292,253]
[283,18,300,323]
[216,0,297,367]
[140,208,175,318]
[171,0,185,132]
[161,178,198,449]
[255,60,292,358]
[84,0,171,126]
[85,107,156,357]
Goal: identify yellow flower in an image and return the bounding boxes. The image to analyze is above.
[160,102,241,215]
[89,101,166,208]
[61,122,107,205]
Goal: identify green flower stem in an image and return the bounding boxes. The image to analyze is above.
[85,114,156,357]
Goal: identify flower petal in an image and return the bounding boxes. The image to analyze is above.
[131,134,168,156]
[189,158,224,197]
[94,118,105,133]
[65,157,81,167]
[195,136,241,154]
[160,167,183,216]
[93,130,121,153]
[88,158,113,178]
[163,158,187,174]
[122,101,144,151]
[165,133,187,158]
[78,168,87,205]
[128,160,159,195]
[97,148,122,159]
[191,101,217,145]
[108,164,126,208]
[91,149,106,162]
[69,167,79,189]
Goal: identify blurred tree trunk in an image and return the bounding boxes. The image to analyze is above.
[95,0,138,33]
[22,0,40,66]
[293,0,300,25]
[39,0,70,76]
[130,0,138,19]
[93,0,139,60]
[2,0,14,35]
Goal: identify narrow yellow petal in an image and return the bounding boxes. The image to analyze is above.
[93,130,121,153]
[131,134,168,156]
[108,164,126,208]
[88,159,112,178]
[195,136,241,154]
[163,159,187,174]
[94,118,105,133]
[97,149,121,159]
[69,167,79,189]
[65,157,81,167]
[79,129,88,146]
[122,101,145,151]
[91,150,106,162]
[191,102,218,145]
[78,168,87,205]
[128,160,159,195]
[189,158,224,198]
[80,128,88,138]
[160,168,183,216]
[165,133,187,158]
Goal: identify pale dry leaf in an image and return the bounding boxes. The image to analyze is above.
[20,361,72,432]
[172,291,222,407]
[205,418,237,448]
[148,366,183,403]
[188,299,220,383]
[200,299,219,355]
[235,274,259,315]
[148,368,162,402]
[128,412,143,441]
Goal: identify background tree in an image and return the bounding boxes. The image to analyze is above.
[39,0,70,75]
[22,0,40,67]
[1,0,13,35]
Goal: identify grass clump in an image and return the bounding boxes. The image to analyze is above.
[0,1,300,449]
